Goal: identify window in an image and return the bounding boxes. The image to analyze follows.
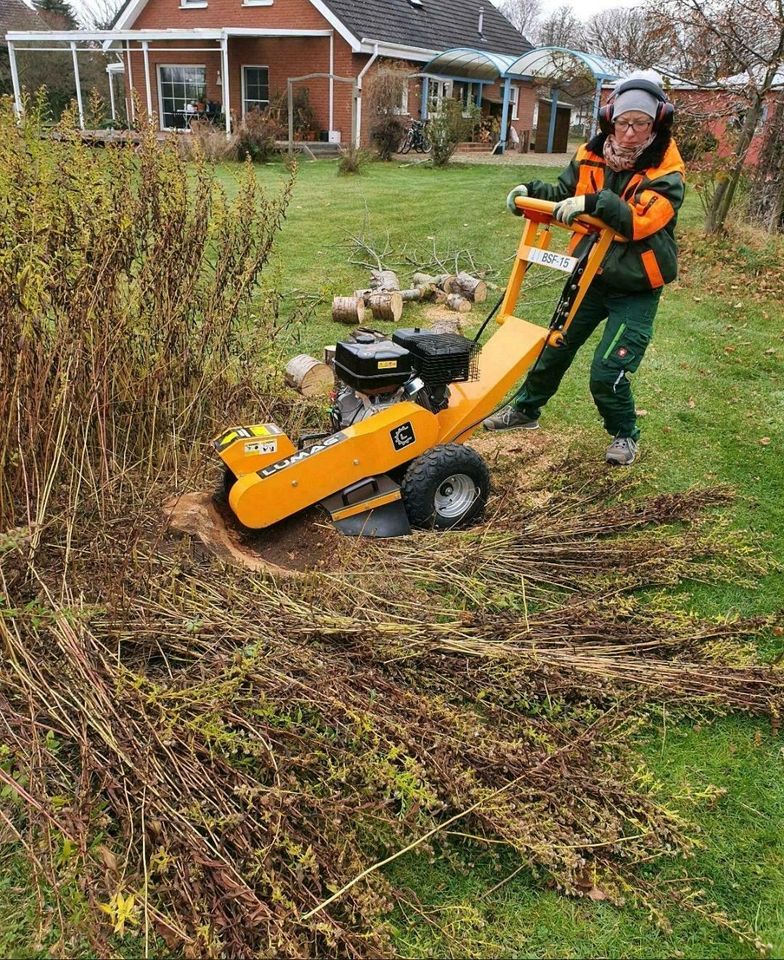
[243,66,270,115]
[427,79,451,114]
[510,84,519,121]
[180,0,208,7]
[158,65,206,130]
[392,83,409,116]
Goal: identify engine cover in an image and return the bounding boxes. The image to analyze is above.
[334,337,413,394]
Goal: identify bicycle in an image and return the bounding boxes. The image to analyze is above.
[399,118,431,154]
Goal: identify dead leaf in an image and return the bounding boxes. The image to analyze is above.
[764,347,777,355]
[759,437,771,446]
[97,844,118,875]
[687,397,696,409]
[588,886,608,901]
[635,408,648,417]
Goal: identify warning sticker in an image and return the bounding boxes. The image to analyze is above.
[524,247,578,273]
[244,439,277,455]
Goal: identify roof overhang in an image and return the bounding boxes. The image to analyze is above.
[359,38,439,63]
[423,47,518,81]
[507,46,621,82]
[6,27,333,46]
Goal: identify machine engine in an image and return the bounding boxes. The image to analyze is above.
[329,329,478,431]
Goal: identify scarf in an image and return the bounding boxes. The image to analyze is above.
[602,132,656,172]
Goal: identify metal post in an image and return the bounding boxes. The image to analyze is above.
[498,75,512,153]
[126,41,135,123]
[546,86,558,153]
[589,76,602,140]
[108,69,116,121]
[287,79,294,154]
[221,35,231,134]
[351,80,357,149]
[70,42,85,129]
[8,42,23,119]
[421,76,429,119]
[141,41,153,121]
[476,82,483,110]
[328,31,334,133]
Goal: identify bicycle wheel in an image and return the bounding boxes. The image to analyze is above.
[399,132,413,155]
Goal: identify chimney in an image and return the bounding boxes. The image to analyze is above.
[478,6,484,37]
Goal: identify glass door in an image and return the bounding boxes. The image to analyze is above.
[158,65,207,130]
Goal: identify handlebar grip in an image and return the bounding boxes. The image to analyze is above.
[514,196,626,242]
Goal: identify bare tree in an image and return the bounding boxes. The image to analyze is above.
[73,0,124,29]
[535,4,585,48]
[583,8,674,69]
[654,0,784,232]
[498,0,542,39]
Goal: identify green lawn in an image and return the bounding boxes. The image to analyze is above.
[2,156,780,959]
[216,156,783,958]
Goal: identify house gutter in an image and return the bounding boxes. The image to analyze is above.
[355,42,379,148]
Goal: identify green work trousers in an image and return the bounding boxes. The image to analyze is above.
[513,282,662,442]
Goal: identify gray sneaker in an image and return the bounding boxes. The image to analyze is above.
[605,436,638,466]
[483,404,540,431]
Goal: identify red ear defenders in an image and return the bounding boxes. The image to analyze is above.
[598,78,674,136]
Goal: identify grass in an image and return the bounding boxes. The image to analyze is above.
[211,156,783,957]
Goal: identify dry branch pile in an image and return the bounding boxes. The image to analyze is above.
[1,451,780,958]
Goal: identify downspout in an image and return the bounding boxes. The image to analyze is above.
[355,42,379,148]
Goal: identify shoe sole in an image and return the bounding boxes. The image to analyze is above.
[605,455,636,466]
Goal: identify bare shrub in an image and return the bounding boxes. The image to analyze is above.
[365,64,411,160]
[177,118,238,161]
[337,143,369,175]
[0,103,293,533]
[234,108,284,162]
[429,99,476,167]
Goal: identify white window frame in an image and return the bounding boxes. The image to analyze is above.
[392,84,409,116]
[428,79,452,115]
[242,0,273,6]
[241,64,271,118]
[157,63,207,131]
[179,0,208,8]
[511,84,519,121]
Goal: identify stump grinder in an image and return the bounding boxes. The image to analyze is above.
[215,198,623,537]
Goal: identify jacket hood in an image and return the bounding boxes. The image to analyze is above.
[586,128,674,172]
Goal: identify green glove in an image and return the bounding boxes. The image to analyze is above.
[552,195,586,225]
[506,184,528,215]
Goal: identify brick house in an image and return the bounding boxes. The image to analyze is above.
[101,0,535,147]
[105,0,530,143]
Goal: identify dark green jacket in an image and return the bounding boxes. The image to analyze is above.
[525,131,686,293]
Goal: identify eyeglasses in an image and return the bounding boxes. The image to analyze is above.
[614,119,653,133]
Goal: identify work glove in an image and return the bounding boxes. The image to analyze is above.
[506,183,528,215]
[552,195,586,226]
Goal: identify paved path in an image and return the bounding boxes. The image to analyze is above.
[394,150,573,167]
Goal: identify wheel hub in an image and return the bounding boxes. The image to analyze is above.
[434,473,478,519]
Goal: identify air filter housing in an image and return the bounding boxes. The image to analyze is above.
[392,328,479,385]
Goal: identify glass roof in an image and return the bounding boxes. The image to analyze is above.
[423,48,518,81]
[507,47,621,81]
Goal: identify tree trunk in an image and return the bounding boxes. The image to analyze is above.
[368,291,404,322]
[453,272,487,303]
[706,92,763,234]
[446,293,471,313]
[284,354,334,396]
[332,296,366,325]
[369,269,400,291]
[400,283,437,302]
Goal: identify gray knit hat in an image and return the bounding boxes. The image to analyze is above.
[612,87,659,121]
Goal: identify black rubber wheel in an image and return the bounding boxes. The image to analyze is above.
[222,466,237,500]
[399,135,412,155]
[401,443,489,530]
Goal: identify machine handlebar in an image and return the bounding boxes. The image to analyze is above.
[514,196,627,243]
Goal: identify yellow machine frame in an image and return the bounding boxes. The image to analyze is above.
[215,198,623,531]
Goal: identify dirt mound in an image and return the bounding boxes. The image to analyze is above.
[164,492,348,576]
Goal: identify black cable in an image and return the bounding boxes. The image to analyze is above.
[471,291,506,345]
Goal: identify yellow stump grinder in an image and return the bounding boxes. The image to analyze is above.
[214,198,623,537]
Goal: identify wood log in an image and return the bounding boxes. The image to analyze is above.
[453,272,488,303]
[368,291,403,323]
[369,269,400,291]
[399,283,436,302]
[284,354,334,397]
[435,273,458,293]
[332,295,366,325]
[446,293,472,313]
[412,272,437,287]
[433,289,448,304]
[353,288,373,305]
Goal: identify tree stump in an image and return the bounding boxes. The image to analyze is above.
[284,354,334,397]
[368,291,403,323]
[332,295,366,325]
[370,269,400,291]
[446,293,472,313]
[453,272,487,303]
